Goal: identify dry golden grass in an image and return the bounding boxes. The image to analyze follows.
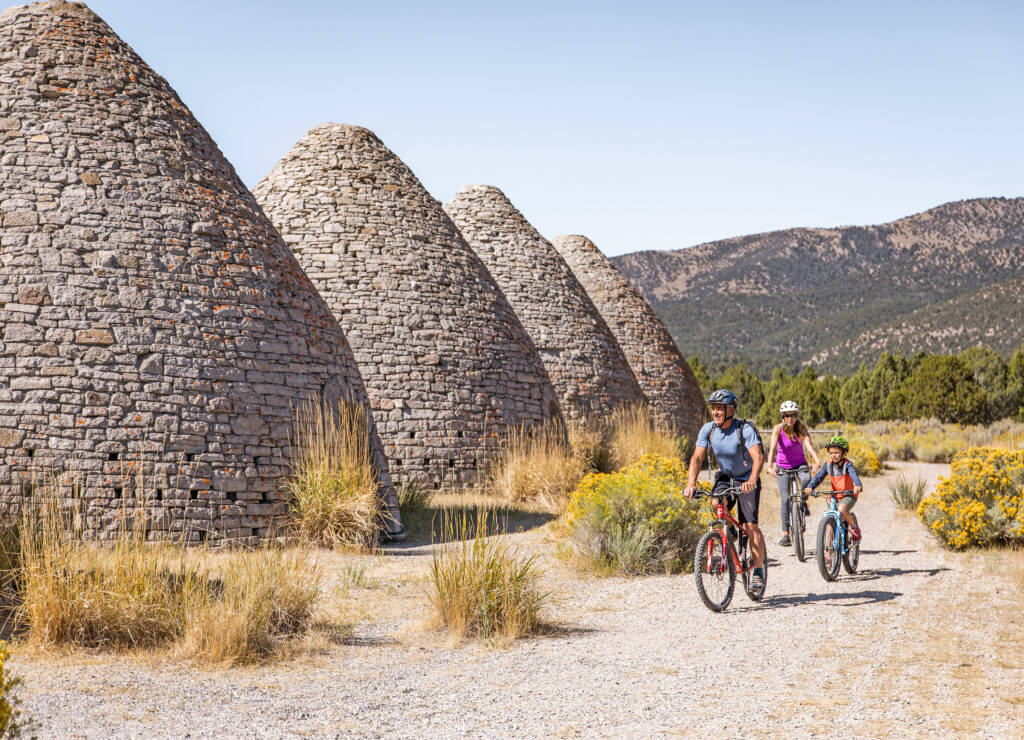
[607,405,683,469]
[567,419,612,474]
[428,511,548,642]
[288,398,382,548]
[485,423,583,509]
[11,485,327,666]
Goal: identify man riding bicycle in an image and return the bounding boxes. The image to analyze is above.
[684,389,767,590]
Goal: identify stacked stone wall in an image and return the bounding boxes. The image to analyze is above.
[0,1,400,542]
[445,186,645,420]
[551,235,705,441]
[254,125,560,489]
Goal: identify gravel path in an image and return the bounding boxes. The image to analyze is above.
[11,462,1024,737]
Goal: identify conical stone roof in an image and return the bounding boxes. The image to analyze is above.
[445,186,645,420]
[254,125,561,489]
[551,235,705,440]
[0,1,400,541]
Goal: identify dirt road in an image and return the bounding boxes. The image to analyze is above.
[12,463,1024,737]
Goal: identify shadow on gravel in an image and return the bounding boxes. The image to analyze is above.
[732,589,901,612]
[845,566,950,581]
[343,636,402,647]
[387,505,556,552]
[857,549,918,555]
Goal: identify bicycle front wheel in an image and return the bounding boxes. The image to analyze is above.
[816,516,841,581]
[694,531,735,612]
[843,539,860,573]
[790,499,805,562]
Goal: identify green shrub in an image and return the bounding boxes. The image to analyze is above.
[565,455,707,574]
[883,356,988,424]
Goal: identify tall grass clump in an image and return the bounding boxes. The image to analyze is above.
[888,474,928,510]
[428,511,547,641]
[180,548,321,665]
[607,405,685,470]
[486,423,583,509]
[289,398,382,547]
[564,455,708,575]
[16,488,323,665]
[567,419,613,474]
[18,498,198,650]
[397,483,433,540]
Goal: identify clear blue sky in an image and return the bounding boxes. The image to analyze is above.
[85,0,1023,256]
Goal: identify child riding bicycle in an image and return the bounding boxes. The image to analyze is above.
[766,400,821,547]
[803,435,863,542]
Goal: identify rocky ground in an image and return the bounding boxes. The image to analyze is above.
[10,462,1024,737]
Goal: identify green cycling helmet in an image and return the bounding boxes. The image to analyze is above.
[825,434,849,452]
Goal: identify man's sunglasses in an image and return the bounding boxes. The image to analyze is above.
[782,413,798,419]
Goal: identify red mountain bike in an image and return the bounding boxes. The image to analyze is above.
[693,483,768,612]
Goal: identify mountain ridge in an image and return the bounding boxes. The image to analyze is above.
[611,197,1024,375]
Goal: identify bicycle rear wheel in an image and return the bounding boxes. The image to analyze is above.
[694,531,735,612]
[816,516,841,581]
[789,495,805,562]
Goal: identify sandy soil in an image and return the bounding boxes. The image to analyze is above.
[9,462,1024,737]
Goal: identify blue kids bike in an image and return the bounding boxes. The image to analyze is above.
[809,488,859,581]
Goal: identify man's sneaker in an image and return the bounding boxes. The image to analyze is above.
[778,534,791,547]
[749,568,764,591]
[851,526,862,543]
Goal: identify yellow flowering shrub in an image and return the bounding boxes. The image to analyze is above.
[918,447,1024,549]
[846,438,882,477]
[0,641,27,737]
[565,454,709,574]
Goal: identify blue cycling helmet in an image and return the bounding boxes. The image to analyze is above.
[707,389,738,406]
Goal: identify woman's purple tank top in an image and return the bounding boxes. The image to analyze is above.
[776,428,806,468]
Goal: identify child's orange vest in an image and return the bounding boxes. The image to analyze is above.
[828,460,858,498]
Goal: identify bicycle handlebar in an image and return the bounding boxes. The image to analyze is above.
[691,487,743,500]
[807,489,855,496]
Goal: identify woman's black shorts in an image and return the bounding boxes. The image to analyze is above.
[711,472,761,524]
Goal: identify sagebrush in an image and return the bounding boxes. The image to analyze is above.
[918,447,1024,549]
[564,454,709,575]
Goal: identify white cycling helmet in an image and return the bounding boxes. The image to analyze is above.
[779,400,800,414]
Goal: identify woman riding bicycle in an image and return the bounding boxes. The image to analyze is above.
[766,401,820,547]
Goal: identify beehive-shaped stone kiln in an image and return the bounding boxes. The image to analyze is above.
[551,235,705,440]
[254,125,561,488]
[445,186,645,420]
[0,1,401,541]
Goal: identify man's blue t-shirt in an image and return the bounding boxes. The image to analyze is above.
[696,419,759,481]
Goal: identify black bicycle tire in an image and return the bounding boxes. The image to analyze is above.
[816,517,841,581]
[790,503,805,562]
[694,531,735,612]
[843,540,859,573]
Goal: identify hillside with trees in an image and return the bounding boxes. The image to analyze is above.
[687,346,1024,427]
[612,198,1024,375]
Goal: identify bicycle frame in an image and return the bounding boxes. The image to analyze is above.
[817,490,854,559]
[700,487,750,574]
